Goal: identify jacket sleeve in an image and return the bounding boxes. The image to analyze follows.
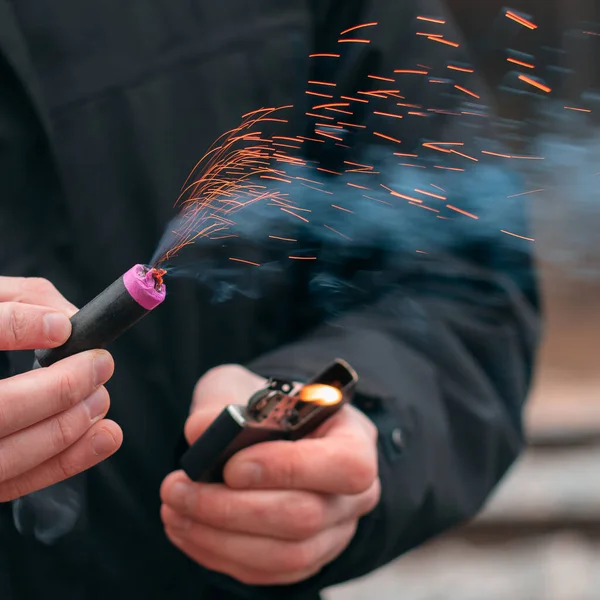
[246,251,538,590]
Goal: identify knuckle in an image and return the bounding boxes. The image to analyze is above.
[345,453,377,494]
[6,307,30,346]
[55,448,80,481]
[360,478,382,515]
[55,369,84,409]
[286,497,326,539]
[51,411,82,450]
[272,444,302,488]
[0,454,8,485]
[279,542,314,573]
[203,364,243,384]
[28,277,56,296]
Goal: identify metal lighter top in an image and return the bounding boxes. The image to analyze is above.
[180,359,358,483]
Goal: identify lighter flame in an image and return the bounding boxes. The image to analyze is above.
[298,384,343,406]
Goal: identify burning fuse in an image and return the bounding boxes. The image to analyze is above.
[180,359,358,483]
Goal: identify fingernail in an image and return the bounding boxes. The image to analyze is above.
[43,313,71,344]
[91,429,117,456]
[167,482,193,509]
[93,351,113,386]
[83,387,108,422]
[231,462,262,488]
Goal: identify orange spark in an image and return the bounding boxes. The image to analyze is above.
[317,167,342,175]
[306,112,334,119]
[423,143,452,153]
[347,183,370,190]
[341,95,370,103]
[374,111,404,119]
[344,160,373,169]
[269,235,297,242]
[450,149,478,161]
[338,38,371,44]
[306,91,334,98]
[412,203,440,213]
[505,10,538,30]
[280,208,310,223]
[300,183,333,194]
[507,189,545,198]
[315,130,343,141]
[373,132,402,144]
[368,74,396,82]
[454,85,480,99]
[273,136,301,142]
[481,150,513,159]
[507,58,535,69]
[297,136,324,143]
[364,194,392,206]
[289,256,317,260]
[447,205,478,219]
[308,80,337,87]
[434,166,465,172]
[339,22,378,35]
[309,53,341,58]
[331,204,354,213]
[518,75,551,93]
[415,189,447,200]
[417,16,446,24]
[229,258,261,267]
[564,106,591,113]
[380,184,422,203]
[501,230,535,241]
[324,224,352,240]
[260,175,292,183]
[313,102,350,110]
[428,37,459,48]
[395,69,428,75]
[447,65,474,73]
[325,107,354,115]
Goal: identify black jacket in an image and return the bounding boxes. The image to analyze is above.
[0,1,539,599]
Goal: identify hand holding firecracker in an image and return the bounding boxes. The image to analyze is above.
[160,364,381,586]
[0,276,121,502]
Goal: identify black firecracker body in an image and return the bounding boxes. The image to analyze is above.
[34,276,149,368]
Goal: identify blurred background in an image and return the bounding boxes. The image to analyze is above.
[324,1,600,598]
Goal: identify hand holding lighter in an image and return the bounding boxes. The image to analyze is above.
[180,359,358,483]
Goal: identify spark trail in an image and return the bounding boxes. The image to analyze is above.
[151,8,598,276]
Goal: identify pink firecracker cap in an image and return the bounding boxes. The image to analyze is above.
[122,264,167,311]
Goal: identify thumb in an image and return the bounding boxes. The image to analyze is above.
[184,364,266,445]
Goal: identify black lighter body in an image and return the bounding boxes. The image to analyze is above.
[180,360,358,483]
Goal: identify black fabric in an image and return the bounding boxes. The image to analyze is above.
[0,1,540,599]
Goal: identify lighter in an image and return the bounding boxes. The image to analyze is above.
[180,359,358,482]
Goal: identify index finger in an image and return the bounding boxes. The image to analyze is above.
[0,277,77,317]
[223,405,379,495]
